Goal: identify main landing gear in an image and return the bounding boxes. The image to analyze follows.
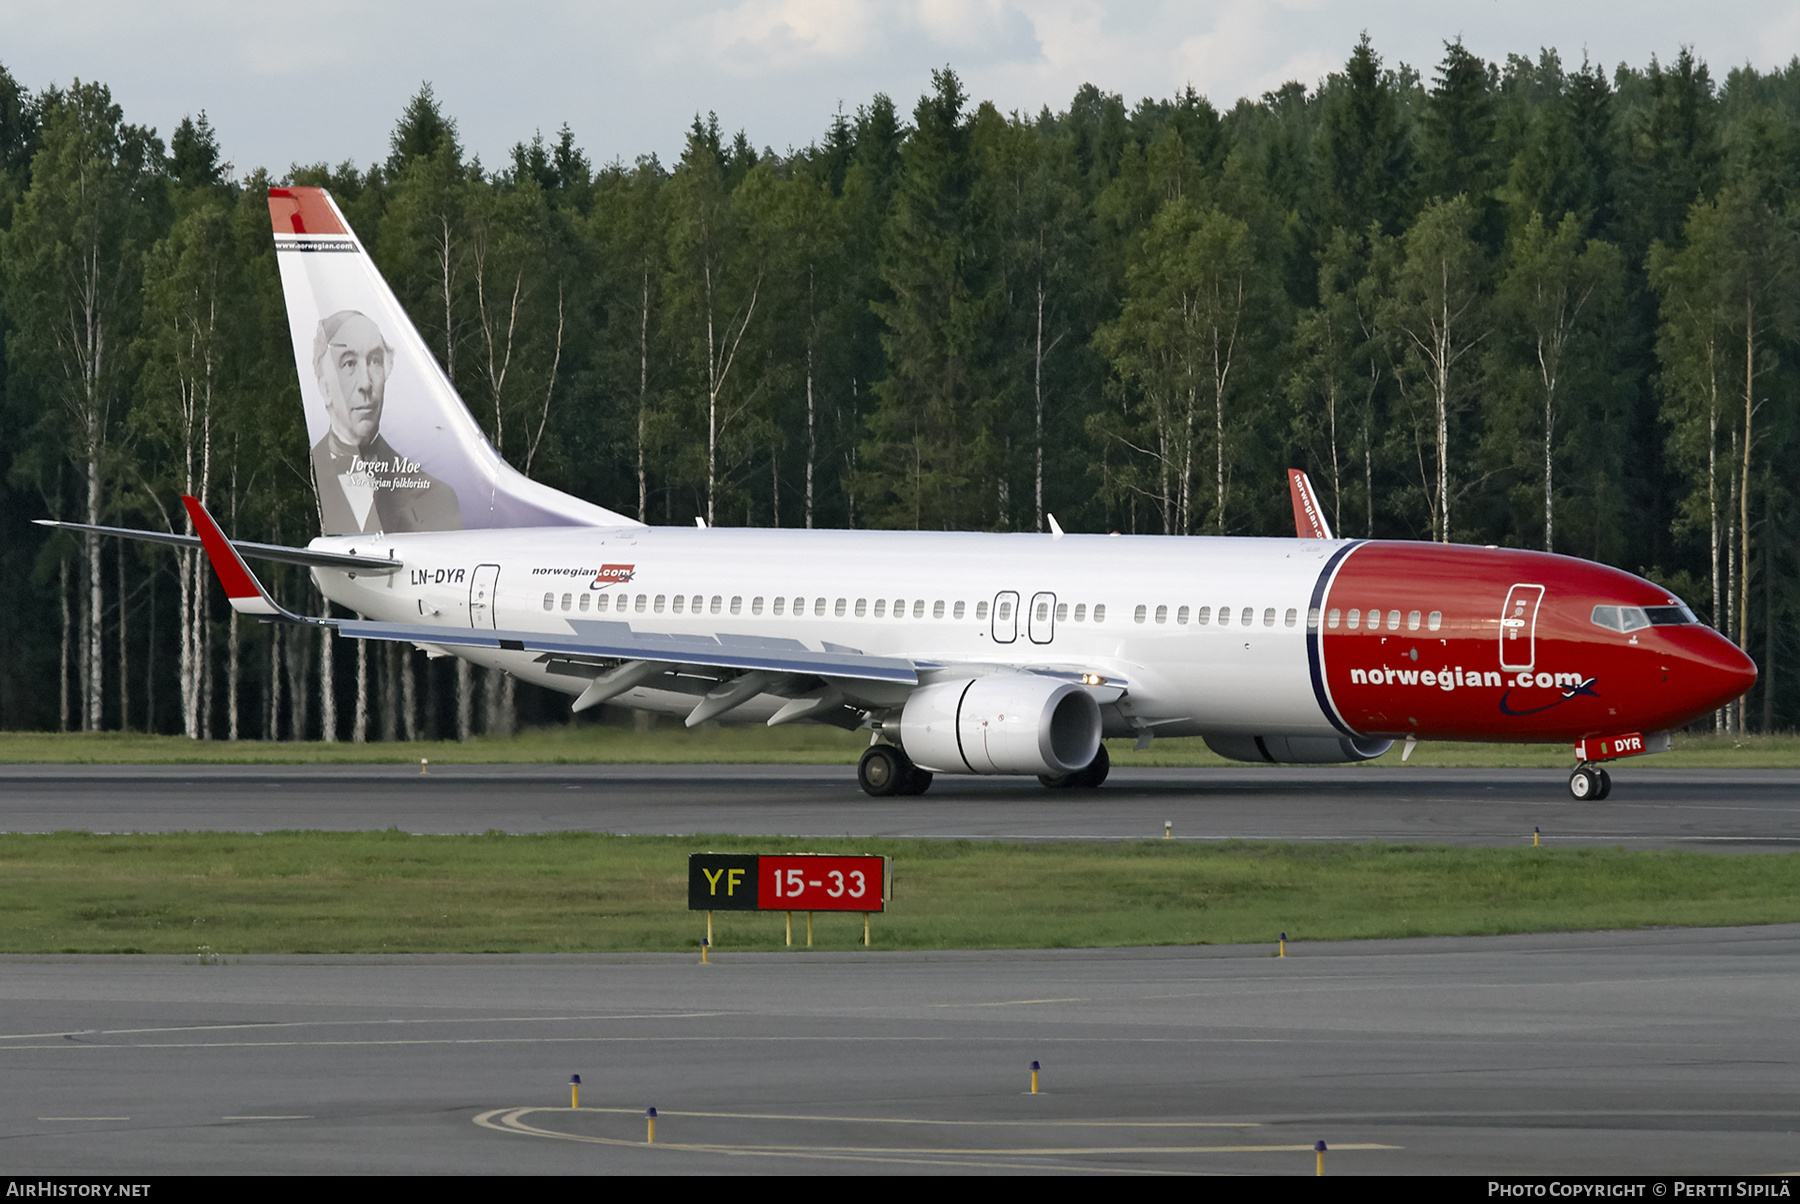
[1039,744,1111,789]
[1569,765,1612,800]
[858,744,933,797]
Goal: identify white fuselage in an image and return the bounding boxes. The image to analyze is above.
[311,525,1345,739]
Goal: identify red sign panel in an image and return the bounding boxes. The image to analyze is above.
[757,855,886,912]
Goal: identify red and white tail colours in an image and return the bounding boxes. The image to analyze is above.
[104,187,1762,800]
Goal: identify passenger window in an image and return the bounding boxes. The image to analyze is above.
[976,601,989,620]
[834,598,846,617]
[731,596,742,615]
[654,595,666,613]
[752,597,763,615]
[579,593,591,612]
[542,593,554,611]
[598,594,612,613]
[1285,608,1297,628]
[1263,608,1275,627]
[1428,610,1442,631]
[691,595,703,613]
[1218,607,1231,627]
[1176,605,1189,624]
[854,598,866,617]
[874,599,886,618]
[1304,608,1317,629]
[773,596,785,616]
[792,596,804,614]
[709,595,721,615]
[1347,608,1360,629]
[997,600,1012,621]
[816,598,827,617]
[913,600,925,619]
[560,593,572,611]
[1386,609,1400,631]
[934,600,945,619]
[1055,602,1068,621]
[1407,610,1420,631]
[954,601,966,619]
[1196,606,1210,625]
[1074,603,1086,622]
[1243,607,1256,626]
[1327,607,1340,629]
[672,595,685,614]
[1093,604,1106,622]
[1134,604,1147,624]
[1154,605,1167,624]
[894,599,905,617]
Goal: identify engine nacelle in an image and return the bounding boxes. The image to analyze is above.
[1204,734,1394,764]
[898,676,1102,776]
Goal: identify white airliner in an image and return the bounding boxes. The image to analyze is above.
[47,188,1756,799]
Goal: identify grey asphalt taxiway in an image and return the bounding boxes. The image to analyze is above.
[4,763,1797,1175]
[3,926,1798,1175]
[1,763,1798,850]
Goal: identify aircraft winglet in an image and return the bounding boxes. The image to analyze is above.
[181,495,299,619]
[1286,469,1333,540]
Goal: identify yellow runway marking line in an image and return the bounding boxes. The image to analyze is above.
[476,1108,1400,1161]
[551,1106,1259,1128]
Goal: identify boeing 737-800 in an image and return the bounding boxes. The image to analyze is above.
[44,188,1757,800]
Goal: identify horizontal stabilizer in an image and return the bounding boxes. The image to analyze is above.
[32,519,401,572]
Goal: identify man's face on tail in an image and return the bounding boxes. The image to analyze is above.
[317,313,390,450]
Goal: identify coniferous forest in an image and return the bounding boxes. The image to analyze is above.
[3,37,1798,740]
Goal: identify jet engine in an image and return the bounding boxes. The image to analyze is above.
[897,676,1102,776]
[1204,734,1394,764]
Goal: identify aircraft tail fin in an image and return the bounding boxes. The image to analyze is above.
[1286,469,1333,540]
[268,187,638,536]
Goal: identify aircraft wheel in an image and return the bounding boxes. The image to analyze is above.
[901,765,934,795]
[1038,772,1072,789]
[1594,768,1612,800]
[1569,768,1600,800]
[858,745,907,797]
[1068,744,1110,788]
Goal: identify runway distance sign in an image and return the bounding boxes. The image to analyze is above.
[688,853,889,912]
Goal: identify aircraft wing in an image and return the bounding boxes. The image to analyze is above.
[333,617,919,685]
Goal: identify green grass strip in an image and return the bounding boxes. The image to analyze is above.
[3,832,1796,955]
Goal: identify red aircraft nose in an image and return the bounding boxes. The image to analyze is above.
[1680,628,1758,714]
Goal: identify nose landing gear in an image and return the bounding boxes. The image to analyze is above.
[858,744,933,797]
[1569,765,1612,800]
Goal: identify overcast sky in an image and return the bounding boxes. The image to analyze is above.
[5,1,1797,177]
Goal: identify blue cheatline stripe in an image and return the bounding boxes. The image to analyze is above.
[1306,542,1364,738]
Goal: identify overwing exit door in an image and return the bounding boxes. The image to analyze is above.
[469,563,501,628]
[1028,592,1056,644]
[1499,583,1544,671]
[991,591,1019,643]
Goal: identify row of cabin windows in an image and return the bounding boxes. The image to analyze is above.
[539,592,1111,623]
[1132,604,1301,629]
[1324,608,1444,633]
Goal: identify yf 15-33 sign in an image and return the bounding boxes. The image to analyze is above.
[687,853,890,912]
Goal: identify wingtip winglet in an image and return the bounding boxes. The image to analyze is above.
[180,495,285,617]
[1286,469,1333,540]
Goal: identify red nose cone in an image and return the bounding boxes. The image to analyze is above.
[1689,630,1758,713]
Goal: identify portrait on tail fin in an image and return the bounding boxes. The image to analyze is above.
[309,309,461,535]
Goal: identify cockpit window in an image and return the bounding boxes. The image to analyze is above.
[1592,603,1699,632]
